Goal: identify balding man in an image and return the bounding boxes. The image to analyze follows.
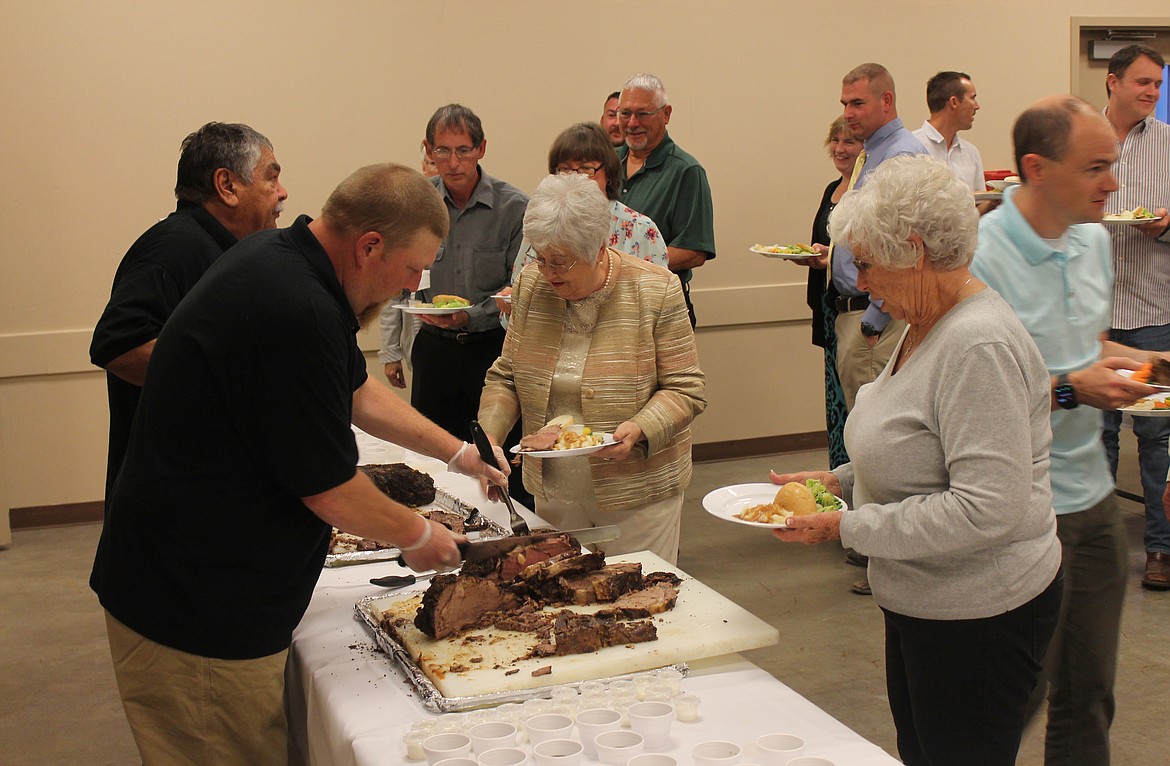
[1097,44,1170,591]
[913,71,986,192]
[91,163,506,766]
[90,122,287,513]
[972,96,1158,766]
[616,73,716,328]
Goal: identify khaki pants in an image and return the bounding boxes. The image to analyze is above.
[537,492,684,565]
[105,611,290,766]
[834,311,907,411]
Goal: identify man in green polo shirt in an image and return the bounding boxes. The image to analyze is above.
[616,73,716,328]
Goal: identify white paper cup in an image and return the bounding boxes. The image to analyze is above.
[785,759,833,766]
[525,713,574,746]
[576,707,622,757]
[532,738,584,766]
[435,758,479,766]
[423,733,472,766]
[469,722,518,754]
[478,747,529,766]
[628,754,677,766]
[692,740,742,766]
[755,734,804,766]
[627,702,674,751]
[594,729,645,766]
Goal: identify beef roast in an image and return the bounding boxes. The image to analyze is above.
[519,423,562,452]
[609,581,679,618]
[414,574,520,639]
[559,562,645,605]
[461,533,579,582]
[360,463,436,506]
[531,611,658,656]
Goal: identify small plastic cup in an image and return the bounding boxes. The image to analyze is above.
[633,673,655,700]
[594,730,645,766]
[525,713,573,746]
[550,685,579,703]
[654,668,684,696]
[755,734,804,766]
[422,733,472,766]
[478,747,529,766]
[691,740,741,766]
[404,730,428,761]
[469,721,518,754]
[576,707,622,757]
[672,693,700,722]
[627,701,674,750]
[532,738,584,766]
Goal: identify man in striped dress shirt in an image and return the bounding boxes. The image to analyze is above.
[1100,44,1170,591]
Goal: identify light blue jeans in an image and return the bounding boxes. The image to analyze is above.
[1102,322,1170,554]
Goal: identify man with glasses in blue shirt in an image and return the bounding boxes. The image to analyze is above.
[616,73,716,328]
[405,104,529,502]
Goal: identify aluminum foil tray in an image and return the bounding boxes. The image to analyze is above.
[324,488,507,568]
[353,592,688,712]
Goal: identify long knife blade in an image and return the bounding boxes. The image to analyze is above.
[457,525,621,563]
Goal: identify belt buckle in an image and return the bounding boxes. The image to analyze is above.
[456,331,471,344]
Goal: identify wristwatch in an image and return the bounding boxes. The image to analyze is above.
[1054,373,1079,410]
[860,322,881,338]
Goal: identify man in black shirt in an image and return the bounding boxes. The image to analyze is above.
[91,163,507,766]
[89,122,287,511]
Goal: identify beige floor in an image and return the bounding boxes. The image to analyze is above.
[2,430,1167,765]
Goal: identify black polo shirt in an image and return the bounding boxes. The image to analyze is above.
[89,202,238,509]
[91,215,366,659]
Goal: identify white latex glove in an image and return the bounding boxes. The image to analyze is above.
[447,442,510,488]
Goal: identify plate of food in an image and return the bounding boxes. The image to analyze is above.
[491,293,512,303]
[973,191,1002,202]
[1117,360,1170,390]
[702,480,846,529]
[1121,392,1170,416]
[750,243,818,259]
[986,176,1020,192]
[511,416,614,457]
[1103,207,1159,225]
[391,294,473,314]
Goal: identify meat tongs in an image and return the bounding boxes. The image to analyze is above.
[469,420,530,535]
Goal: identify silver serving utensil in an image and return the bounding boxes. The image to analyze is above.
[469,420,529,535]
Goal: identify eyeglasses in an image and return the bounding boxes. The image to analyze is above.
[617,105,667,122]
[430,145,478,161]
[525,245,578,274]
[555,164,603,178]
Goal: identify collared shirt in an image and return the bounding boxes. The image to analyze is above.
[912,120,986,192]
[971,185,1115,515]
[617,131,716,284]
[832,117,927,332]
[421,169,528,333]
[1105,113,1170,330]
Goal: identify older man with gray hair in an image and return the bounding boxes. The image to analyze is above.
[616,73,716,327]
[90,122,288,513]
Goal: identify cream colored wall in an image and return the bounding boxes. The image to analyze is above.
[2,2,1168,526]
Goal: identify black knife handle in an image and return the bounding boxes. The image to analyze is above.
[469,420,501,470]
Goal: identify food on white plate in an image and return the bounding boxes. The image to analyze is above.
[518,416,606,452]
[753,243,817,255]
[735,479,843,524]
[424,294,471,309]
[1128,397,1170,411]
[1108,206,1158,220]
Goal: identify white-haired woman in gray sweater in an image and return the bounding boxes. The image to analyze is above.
[772,155,1062,766]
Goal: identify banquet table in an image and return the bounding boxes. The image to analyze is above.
[286,430,900,766]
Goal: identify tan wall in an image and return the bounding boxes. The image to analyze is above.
[3,2,1169,529]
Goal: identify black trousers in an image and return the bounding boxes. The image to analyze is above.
[883,571,1063,766]
[410,326,532,507]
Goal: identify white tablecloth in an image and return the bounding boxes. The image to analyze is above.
[286,432,899,766]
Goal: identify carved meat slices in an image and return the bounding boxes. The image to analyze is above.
[413,575,521,640]
[518,423,563,452]
[532,611,659,657]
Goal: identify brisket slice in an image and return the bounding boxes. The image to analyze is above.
[360,463,436,507]
[519,424,562,452]
[607,581,679,618]
[531,611,658,657]
[423,510,465,535]
[414,574,520,639]
[461,533,580,582]
[558,562,644,606]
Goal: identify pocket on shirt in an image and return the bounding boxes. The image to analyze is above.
[471,244,510,293]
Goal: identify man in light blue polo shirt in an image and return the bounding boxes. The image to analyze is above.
[972,95,1156,766]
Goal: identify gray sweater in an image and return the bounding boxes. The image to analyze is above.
[836,288,1061,620]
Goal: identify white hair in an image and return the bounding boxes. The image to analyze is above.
[523,173,611,264]
[829,155,978,271]
[622,73,669,107]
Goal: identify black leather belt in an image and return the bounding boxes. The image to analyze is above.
[834,295,870,313]
[420,325,503,345]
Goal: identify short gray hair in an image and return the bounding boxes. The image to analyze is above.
[622,73,669,107]
[175,122,272,204]
[829,155,977,271]
[523,173,610,264]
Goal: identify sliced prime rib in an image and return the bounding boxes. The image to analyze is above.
[414,574,520,639]
[608,581,679,618]
[360,463,436,507]
[422,510,465,535]
[530,611,658,657]
[519,423,563,452]
[557,562,644,606]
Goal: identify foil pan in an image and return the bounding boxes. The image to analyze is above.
[324,488,508,568]
[353,592,688,713]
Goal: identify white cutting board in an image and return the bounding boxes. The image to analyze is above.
[367,551,779,698]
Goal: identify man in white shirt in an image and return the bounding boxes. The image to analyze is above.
[913,71,986,193]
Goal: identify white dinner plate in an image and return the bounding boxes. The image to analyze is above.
[1102,216,1156,226]
[1121,393,1170,417]
[750,244,817,259]
[985,180,1020,192]
[491,293,512,303]
[511,433,615,458]
[1116,368,1170,390]
[390,303,469,315]
[702,483,847,529]
[974,191,1002,202]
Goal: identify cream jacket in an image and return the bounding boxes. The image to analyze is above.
[479,250,706,513]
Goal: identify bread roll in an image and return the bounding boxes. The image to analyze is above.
[774,482,816,516]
